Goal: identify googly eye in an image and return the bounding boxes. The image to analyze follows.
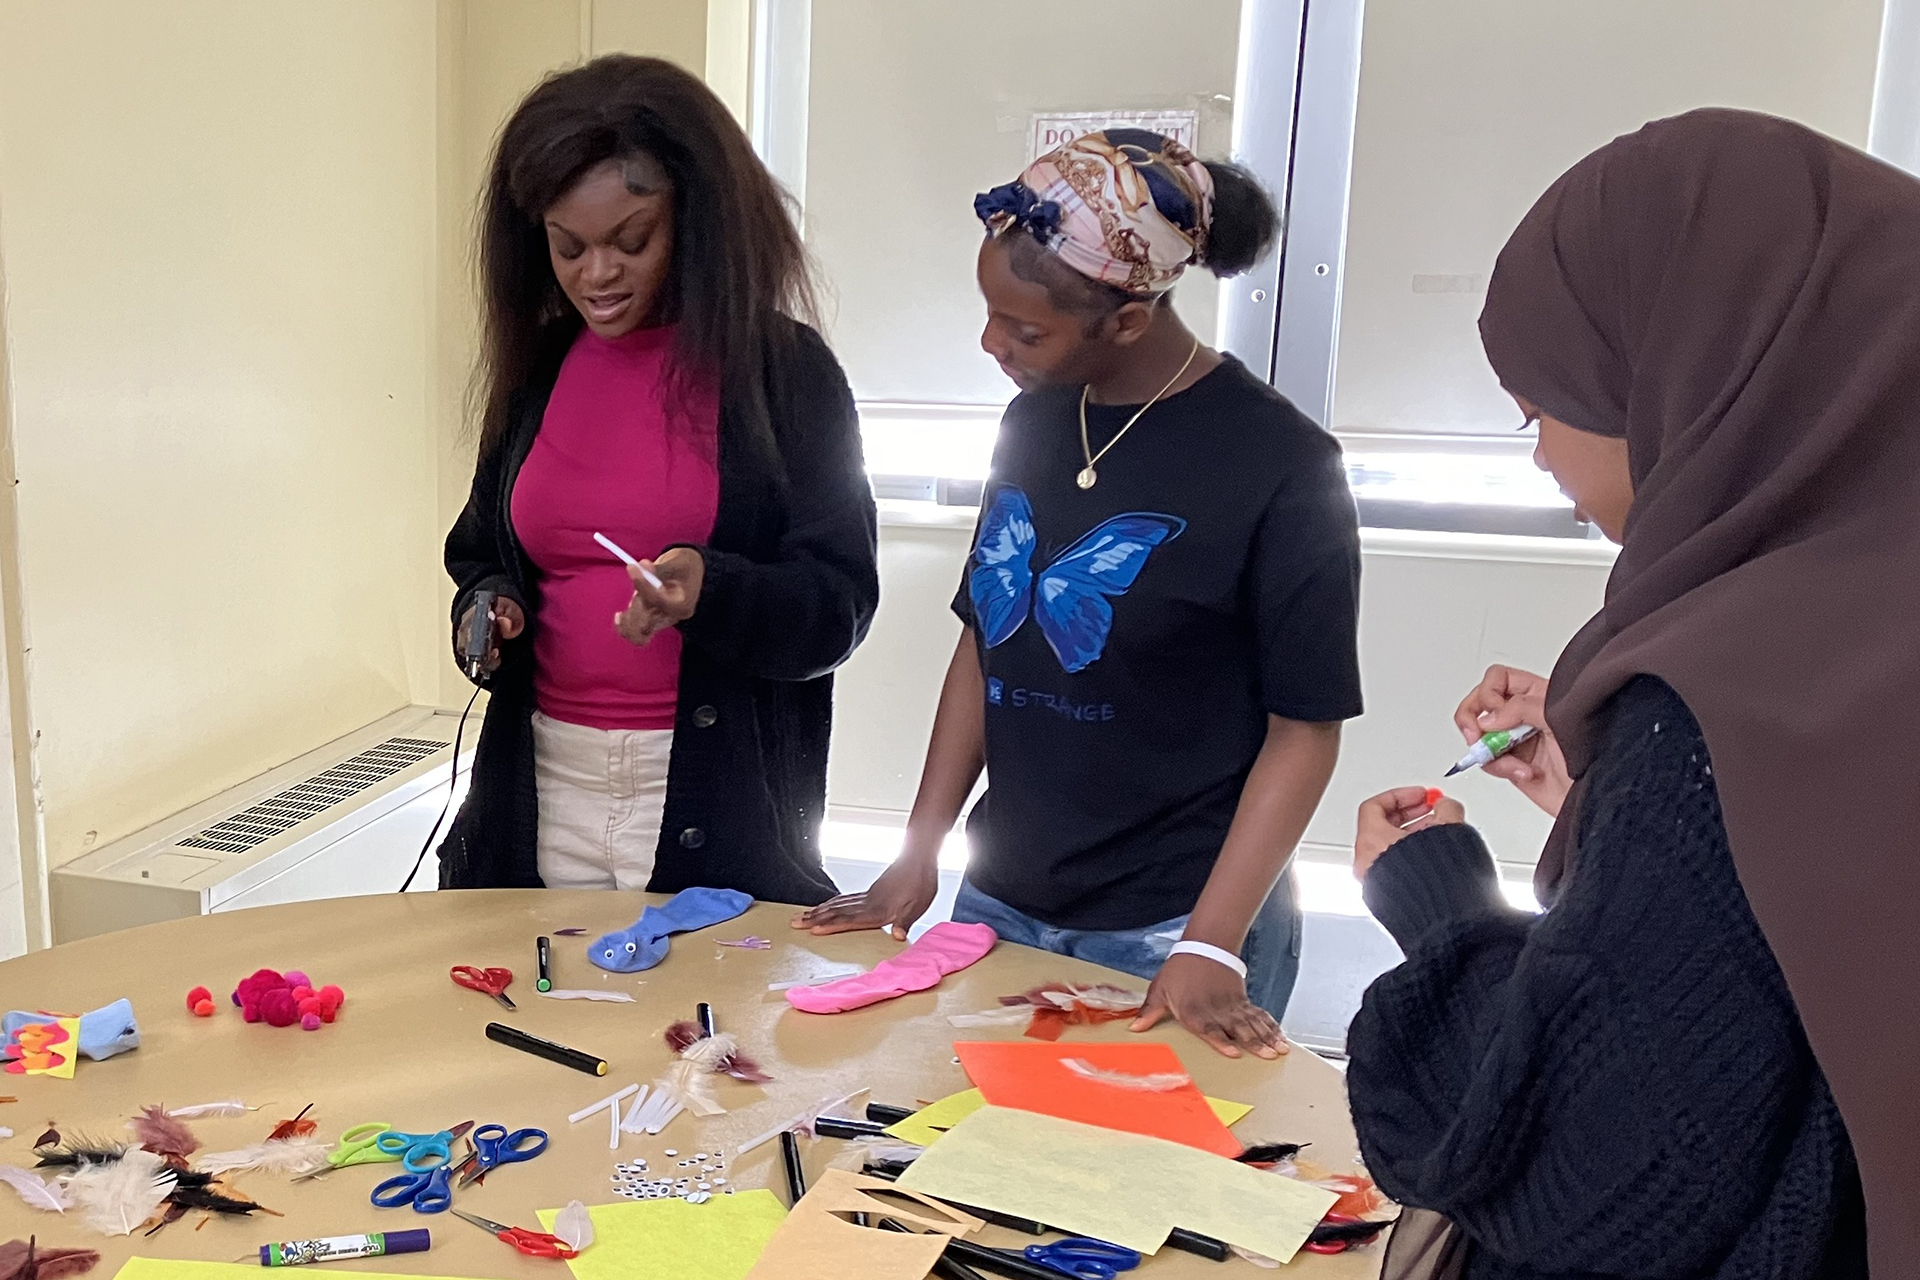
[624,941,638,954]
[603,949,616,960]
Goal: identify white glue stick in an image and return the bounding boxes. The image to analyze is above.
[593,532,664,589]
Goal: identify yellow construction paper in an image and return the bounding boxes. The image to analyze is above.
[884,1087,1251,1146]
[118,1263,466,1280]
[538,1192,787,1280]
[896,1104,1338,1263]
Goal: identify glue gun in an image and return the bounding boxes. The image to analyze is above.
[463,588,498,682]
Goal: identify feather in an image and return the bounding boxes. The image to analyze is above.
[165,1101,255,1120]
[667,1025,773,1084]
[194,1137,331,1178]
[265,1104,315,1143]
[551,1201,593,1253]
[63,1149,175,1236]
[30,1131,56,1151]
[551,928,587,936]
[538,989,635,1003]
[656,1061,725,1118]
[0,1237,101,1280]
[164,1184,266,1216]
[129,1107,199,1160]
[1306,1216,1396,1246]
[0,1131,11,1141]
[138,1203,188,1237]
[1059,1058,1191,1092]
[0,1167,68,1213]
[1234,1142,1305,1165]
[32,1140,127,1170]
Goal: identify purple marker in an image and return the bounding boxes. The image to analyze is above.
[259,1231,431,1267]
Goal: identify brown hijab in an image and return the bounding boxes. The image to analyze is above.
[1480,109,1920,1270]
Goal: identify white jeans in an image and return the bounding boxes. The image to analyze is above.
[531,711,673,891]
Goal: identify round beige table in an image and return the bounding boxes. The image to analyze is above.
[0,893,1382,1279]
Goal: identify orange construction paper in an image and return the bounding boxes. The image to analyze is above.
[953,1040,1241,1156]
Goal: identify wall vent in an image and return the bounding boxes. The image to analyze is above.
[174,736,445,855]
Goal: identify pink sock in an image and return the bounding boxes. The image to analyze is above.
[787,922,998,1014]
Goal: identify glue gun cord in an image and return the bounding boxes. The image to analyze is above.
[399,682,482,893]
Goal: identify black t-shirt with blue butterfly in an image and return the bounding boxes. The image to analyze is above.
[952,354,1363,931]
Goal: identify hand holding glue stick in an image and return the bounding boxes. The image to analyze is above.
[597,532,706,647]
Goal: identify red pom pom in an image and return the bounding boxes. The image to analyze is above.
[297,996,322,1017]
[319,984,344,1006]
[186,986,212,1013]
[300,1013,322,1031]
[259,989,299,1028]
[290,985,315,1002]
[191,999,215,1018]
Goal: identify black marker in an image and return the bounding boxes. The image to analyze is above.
[865,1102,915,1126]
[536,936,552,993]
[779,1129,807,1206]
[696,1002,716,1038]
[484,1022,606,1075]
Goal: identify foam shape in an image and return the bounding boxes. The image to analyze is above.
[786,922,997,1014]
[588,887,753,974]
[4,999,141,1061]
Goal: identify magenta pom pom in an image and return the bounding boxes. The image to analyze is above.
[284,970,310,989]
[300,1013,321,1031]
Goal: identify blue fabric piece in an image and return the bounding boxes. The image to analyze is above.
[4,998,141,1061]
[587,887,753,973]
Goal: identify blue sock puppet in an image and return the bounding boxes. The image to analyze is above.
[588,887,752,973]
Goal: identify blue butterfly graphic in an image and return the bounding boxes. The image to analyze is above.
[969,485,1186,673]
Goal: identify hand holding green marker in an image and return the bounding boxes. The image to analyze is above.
[1446,724,1540,777]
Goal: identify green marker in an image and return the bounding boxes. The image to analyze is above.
[1446,724,1539,776]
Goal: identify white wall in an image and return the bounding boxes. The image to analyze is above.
[829,513,1613,874]
[803,0,1242,407]
[1333,0,1886,437]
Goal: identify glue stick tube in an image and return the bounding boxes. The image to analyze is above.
[260,1231,430,1267]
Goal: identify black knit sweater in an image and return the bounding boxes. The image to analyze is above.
[1348,677,1866,1279]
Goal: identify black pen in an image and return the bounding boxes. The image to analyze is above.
[779,1129,807,1206]
[484,1022,605,1075]
[814,1116,889,1140]
[536,936,552,993]
[696,1002,716,1038]
[865,1102,915,1126]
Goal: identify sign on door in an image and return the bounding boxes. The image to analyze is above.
[1029,110,1201,162]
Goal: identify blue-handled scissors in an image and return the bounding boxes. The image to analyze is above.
[456,1124,548,1188]
[1022,1237,1142,1280]
[374,1120,474,1173]
[370,1146,476,1215]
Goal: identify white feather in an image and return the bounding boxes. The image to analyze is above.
[195,1136,333,1177]
[0,1163,70,1212]
[678,1032,738,1071]
[539,988,636,1003]
[658,1061,725,1118]
[552,1200,594,1252]
[167,1099,256,1119]
[64,1149,175,1236]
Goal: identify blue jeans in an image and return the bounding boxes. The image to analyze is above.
[951,867,1303,1021]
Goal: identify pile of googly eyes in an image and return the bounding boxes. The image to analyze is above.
[611,1151,732,1203]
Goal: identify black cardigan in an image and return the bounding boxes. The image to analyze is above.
[436,320,879,905]
[1349,677,1865,1279]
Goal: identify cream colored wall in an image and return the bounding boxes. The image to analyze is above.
[803,0,1243,406]
[1333,0,1887,436]
[0,3,448,889]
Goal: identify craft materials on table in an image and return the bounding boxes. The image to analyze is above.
[2,1020,79,1079]
[881,1087,1252,1148]
[743,1169,983,1280]
[369,1153,469,1215]
[455,1125,547,1187]
[230,971,344,1031]
[715,937,771,950]
[536,938,553,993]
[896,1105,1339,1264]
[450,966,515,1012]
[777,1132,806,1208]
[535,1192,786,1280]
[538,989,636,1003]
[3,1003,140,1063]
[954,1041,1243,1156]
[984,983,1147,1041]
[485,1023,607,1075]
[449,1210,576,1260]
[785,922,998,1014]
[0,1236,100,1280]
[290,1125,400,1183]
[184,990,217,1019]
[373,1122,473,1174]
[608,1146,730,1202]
[256,1232,430,1268]
[118,1260,476,1280]
[588,888,752,974]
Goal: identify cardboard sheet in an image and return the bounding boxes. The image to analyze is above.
[742,1168,980,1280]
[537,1192,787,1280]
[955,1040,1241,1155]
[884,1086,1251,1147]
[896,1105,1339,1263]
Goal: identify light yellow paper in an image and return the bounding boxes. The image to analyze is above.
[885,1086,1251,1146]
[896,1105,1337,1263]
[538,1191,787,1280]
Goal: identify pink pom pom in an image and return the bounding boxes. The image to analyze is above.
[290,985,314,1002]
[260,989,299,1027]
[297,996,322,1017]
[300,1013,322,1031]
[192,999,215,1017]
[284,970,311,989]
[319,984,344,1006]
[186,986,212,1014]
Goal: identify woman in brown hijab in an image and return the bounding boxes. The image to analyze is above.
[1345,108,1916,1276]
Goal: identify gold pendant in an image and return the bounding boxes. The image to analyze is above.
[1076,466,1098,490]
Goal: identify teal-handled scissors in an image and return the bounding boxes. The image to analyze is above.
[1021,1237,1142,1280]
[371,1147,476,1215]
[455,1124,549,1188]
[375,1120,475,1173]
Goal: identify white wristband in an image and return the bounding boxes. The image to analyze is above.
[1167,940,1248,979]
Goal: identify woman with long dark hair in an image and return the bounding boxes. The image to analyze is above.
[439,55,878,902]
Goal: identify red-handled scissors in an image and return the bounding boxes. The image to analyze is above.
[451,965,515,1011]
[450,1210,577,1259]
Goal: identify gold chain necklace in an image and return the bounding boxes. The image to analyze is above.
[1076,338,1202,490]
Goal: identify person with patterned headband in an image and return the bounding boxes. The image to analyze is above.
[798,131,1363,1059]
